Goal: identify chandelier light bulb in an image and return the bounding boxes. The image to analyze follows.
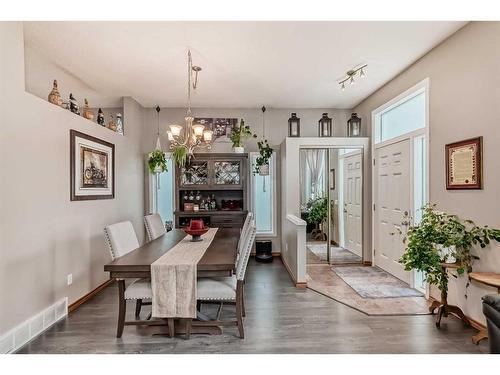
[169,124,183,137]
[192,124,205,137]
[167,130,174,141]
[350,76,355,85]
[203,129,213,142]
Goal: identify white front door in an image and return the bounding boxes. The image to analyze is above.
[374,139,411,283]
[343,152,363,257]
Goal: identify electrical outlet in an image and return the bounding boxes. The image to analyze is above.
[67,274,72,286]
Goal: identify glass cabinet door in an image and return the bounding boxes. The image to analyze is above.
[213,160,242,187]
[180,160,209,187]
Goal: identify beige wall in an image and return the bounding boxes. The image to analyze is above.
[354,21,500,324]
[0,22,146,335]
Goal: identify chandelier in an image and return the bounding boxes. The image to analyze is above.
[167,50,213,155]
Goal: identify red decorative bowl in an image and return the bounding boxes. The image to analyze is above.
[184,219,209,242]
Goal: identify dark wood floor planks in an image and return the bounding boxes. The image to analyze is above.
[17,259,488,354]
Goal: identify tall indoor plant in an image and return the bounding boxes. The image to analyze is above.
[399,204,500,299]
[230,119,255,153]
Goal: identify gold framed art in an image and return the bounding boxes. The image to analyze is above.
[445,136,482,190]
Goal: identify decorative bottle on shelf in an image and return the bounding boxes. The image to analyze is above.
[200,199,206,210]
[210,194,217,210]
[82,99,94,121]
[48,79,62,106]
[206,195,211,210]
[108,114,117,132]
[115,113,124,135]
[195,191,201,201]
[183,191,189,202]
[69,93,80,115]
[97,108,105,126]
[189,191,194,201]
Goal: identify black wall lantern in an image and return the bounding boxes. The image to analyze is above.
[288,113,300,137]
[347,112,362,137]
[318,113,333,137]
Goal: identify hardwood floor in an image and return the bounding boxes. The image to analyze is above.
[17,259,488,354]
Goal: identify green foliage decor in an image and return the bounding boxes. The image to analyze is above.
[399,203,500,295]
[172,145,189,168]
[148,149,167,174]
[253,139,273,175]
[307,197,328,225]
[230,119,256,148]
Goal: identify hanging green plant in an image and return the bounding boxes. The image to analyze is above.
[147,149,167,174]
[172,145,189,168]
[253,139,274,175]
[307,196,328,225]
[399,203,500,296]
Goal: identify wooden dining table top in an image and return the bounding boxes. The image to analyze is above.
[104,227,240,278]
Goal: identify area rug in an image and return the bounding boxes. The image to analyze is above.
[307,243,362,263]
[332,266,423,298]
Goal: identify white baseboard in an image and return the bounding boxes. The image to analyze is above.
[0,297,68,353]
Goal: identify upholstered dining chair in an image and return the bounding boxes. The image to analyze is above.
[144,213,167,242]
[235,212,253,266]
[196,220,257,338]
[104,221,152,338]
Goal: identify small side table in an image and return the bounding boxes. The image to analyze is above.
[428,263,470,328]
[468,272,500,344]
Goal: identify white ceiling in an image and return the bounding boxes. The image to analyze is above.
[23,21,466,109]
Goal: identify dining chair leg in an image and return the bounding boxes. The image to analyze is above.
[242,287,246,317]
[185,318,192,340]
[135,299,142,318]
[236,282,244,339]
[117,279,126,338]
[167,318,175,338]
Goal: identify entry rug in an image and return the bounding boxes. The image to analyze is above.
[151,228,218,318]
[332,266,423,298]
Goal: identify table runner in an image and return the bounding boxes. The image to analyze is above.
[151,228,218,318]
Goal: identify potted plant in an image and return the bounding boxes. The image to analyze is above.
[172,145,189,168]
[253,139,273,176]
[307,196,328,241]
[399,204,500,299]
[230,119,256,153]
[148,149,167,174]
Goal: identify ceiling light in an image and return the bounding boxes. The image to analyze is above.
[339,64,367,91]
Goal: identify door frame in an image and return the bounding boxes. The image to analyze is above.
[371,78,430,292]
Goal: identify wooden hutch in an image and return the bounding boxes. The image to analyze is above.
[174,153,248,229]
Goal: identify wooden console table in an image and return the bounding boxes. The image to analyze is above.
[468,272,500,344]
[428,263,470,328]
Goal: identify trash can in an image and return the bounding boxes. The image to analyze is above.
[255,240,273,263]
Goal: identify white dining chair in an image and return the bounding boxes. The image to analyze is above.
[104,221,152,338]
[196,220,256,338]
[144,213,167,242]
[235,212,253,267]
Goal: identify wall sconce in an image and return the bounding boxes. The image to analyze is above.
[288,113,300,137]
[347,113,362,137]
[318,113,333,137]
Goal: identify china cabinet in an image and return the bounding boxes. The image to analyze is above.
[175,153,248,228]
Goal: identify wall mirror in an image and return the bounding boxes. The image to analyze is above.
[300,147,363,265]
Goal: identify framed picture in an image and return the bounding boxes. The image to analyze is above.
[445,136,482,190]
[194,117,238,141]
[70,130,115,200]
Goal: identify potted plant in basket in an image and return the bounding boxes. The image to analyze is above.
[253,139,273,176]
[307,196,328,241]
[399,204,500,301]
[148,149,167,174]
[230,119,256,153]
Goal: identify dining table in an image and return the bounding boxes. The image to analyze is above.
[104,227,240,336]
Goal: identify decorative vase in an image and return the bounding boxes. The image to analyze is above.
[153,165,163,174]
[48,79,62,106]
[258,164,270,176]
[97,108,105,126]
[115,113,124,135]
[82,99,94,121]
[69,93,80,115]
[435,244,457,264]
[107,115,117,132]
[233,146,245,153]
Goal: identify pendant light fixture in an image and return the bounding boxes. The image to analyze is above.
[155,105,161,150]
[339,64,367,91]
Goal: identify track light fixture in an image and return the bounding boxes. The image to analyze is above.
[339,64,367,91]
